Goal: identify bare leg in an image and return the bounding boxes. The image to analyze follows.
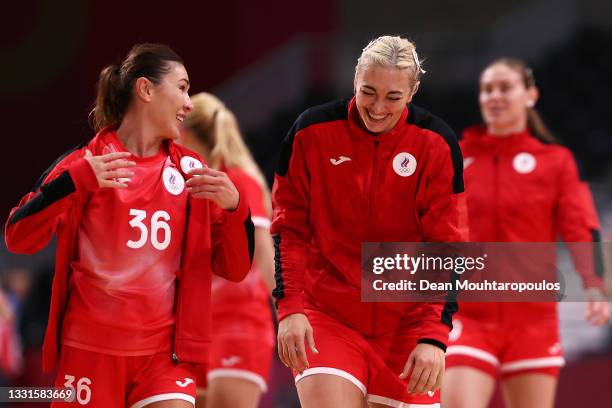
[144,399,194,408]
[501,373,557,408]
[197,377,262,408]
[442,367,495,408]
[297,373,366,408]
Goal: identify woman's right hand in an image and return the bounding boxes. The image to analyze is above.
[277,313,318,374]
[84,150,136,188]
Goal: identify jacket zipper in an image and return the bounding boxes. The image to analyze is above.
[493,155,500,241]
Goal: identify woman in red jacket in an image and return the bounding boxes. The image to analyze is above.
[273,35,467,408]
[4,44,253,408]
[442,57,610,408]
[179,92,276,408]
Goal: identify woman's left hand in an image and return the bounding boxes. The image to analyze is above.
[400,343,445,395]
[186,167,239,210]
[585,287,610,326]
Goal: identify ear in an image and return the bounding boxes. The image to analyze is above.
[134,77,154,102]
[526,86,539,108]
[407,81,420,102]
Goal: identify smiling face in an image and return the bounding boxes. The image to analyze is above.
[479,63,537,135]
[354,65,415,134]
[148,62,193,140]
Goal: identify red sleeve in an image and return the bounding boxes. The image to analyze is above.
[208,186,255,282]
[416,130,468,349]
[229,170,270,229]
[270,128,311,322]
[4,146,98,254]
[554,149,603,289]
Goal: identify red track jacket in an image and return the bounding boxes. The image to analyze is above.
[459,125,603,317]
[4,128,254,372]
[271,98,468,349]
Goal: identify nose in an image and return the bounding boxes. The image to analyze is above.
[372,96,385,114]
[184,95,194,112]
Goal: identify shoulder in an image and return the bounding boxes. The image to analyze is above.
[32,142,88,191]
[225,167,257,188]
[291,99,349,135]
[407,104,458,146]
[407,104,464,193]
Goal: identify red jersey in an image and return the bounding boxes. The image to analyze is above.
[5,127,254,371]
[62,132,186,355]
[271,98,468,349]
[211,167,272,338]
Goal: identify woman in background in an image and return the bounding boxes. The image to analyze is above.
[443,57,610,408]
[180,92,276,408]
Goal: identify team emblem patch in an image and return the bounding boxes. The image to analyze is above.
[163,167,185,195]
[180,156,203,174]
[392,152,417,177]
[512,152,536,174]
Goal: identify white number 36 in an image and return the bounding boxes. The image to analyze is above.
[126,209,171,250]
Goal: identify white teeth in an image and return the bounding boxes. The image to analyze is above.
[176,116,184,122]
[368,111,386,120]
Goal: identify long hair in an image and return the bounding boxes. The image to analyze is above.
[182,92,271,216]
[91,43,183,131]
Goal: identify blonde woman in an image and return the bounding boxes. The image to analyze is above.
[272,35,467,408]
[179,93,275,408]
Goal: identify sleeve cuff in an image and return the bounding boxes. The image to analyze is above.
[276,296,305,322]
[417,338,447,352]
[222,193,250,227]
[68,157,99,193]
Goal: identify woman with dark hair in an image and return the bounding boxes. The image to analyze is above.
[4,43,254,408]
[442,57,610,408]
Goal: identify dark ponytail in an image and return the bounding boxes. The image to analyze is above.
[488,57,557,144]
[91,43,183,132]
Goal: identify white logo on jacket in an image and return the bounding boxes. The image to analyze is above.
[392,152,417,177]
[163,167,185,195]
[513,152,536,174]
[330,156,351,166]
[180,156,204,174]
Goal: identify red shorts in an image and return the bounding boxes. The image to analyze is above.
[194,305,275,392]
[294,307,440,408]
[51,345,196,407]
[446,313,564,379]
[199,337,274,392]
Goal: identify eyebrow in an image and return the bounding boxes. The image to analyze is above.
[362,85,403,95]
[179,78,190,86]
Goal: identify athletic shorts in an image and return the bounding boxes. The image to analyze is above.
[51,345,196,407]
[294,307,441,408]
[445,314,564,379]
[194,336,274,392]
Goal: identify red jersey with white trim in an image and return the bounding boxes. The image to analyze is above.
[211,167,272,338]
[62,132,187,355]
[272,98,468,349]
